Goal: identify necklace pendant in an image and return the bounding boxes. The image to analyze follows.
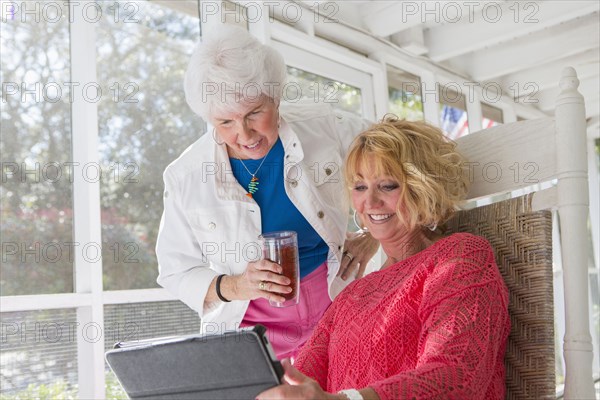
[247,175,259,197]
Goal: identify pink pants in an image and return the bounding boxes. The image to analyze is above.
[240,262,332,359]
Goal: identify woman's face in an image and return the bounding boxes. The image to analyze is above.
[210,96,280,160]
[351,157,405,242]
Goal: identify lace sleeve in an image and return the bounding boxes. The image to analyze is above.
[370,239,510,400]
[294,293,340,389]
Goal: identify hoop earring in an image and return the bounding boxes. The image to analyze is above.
[212,128,224,145]
[425,222,438,232]
[353,210,368,232]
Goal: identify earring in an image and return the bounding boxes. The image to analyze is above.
[212,128,224,145]
[425,222,438,232]
[353,210,368,232]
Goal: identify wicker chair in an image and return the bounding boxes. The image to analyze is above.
[447,195,554,398]
[445,67,595,399]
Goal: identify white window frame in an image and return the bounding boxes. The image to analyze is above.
[269,22,387,120]
[272,39,375,120]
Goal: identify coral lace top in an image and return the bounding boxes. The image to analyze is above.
[295,233,510,400]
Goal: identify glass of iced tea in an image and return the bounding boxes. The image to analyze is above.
[259,231,300,307]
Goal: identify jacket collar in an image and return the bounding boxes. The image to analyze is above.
[211,117,304,201]
[277,116,304,166]
[213,136,248,202]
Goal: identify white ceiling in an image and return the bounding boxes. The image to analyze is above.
[310,0,600,124]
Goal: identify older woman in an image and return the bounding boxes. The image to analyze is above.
[155,24,378,359]
[258,118,510,400]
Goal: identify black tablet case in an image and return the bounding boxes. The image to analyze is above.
[105,325,283,399]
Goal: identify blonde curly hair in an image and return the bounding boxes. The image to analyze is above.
[345,116,469,231]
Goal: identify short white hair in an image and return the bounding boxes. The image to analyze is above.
[184,24,287,120]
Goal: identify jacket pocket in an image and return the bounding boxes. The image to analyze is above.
[186,206,261,274]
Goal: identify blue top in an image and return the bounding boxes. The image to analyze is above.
[229,138,329,278]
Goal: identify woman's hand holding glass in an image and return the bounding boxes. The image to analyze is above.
[230,260,292,303]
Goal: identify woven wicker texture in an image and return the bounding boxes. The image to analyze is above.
[446,194,555,400]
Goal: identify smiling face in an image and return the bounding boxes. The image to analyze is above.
[350,155,407,242]
[210,95,280,160]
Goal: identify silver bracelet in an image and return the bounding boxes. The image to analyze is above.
[338,389,364,400]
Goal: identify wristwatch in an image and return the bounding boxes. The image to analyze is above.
[339,389,364,400]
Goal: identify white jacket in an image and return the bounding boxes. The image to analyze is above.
[156,102,371,333]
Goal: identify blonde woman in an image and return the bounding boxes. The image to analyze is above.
[259,117,510,400]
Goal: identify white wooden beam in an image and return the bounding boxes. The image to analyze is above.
[315,0,366,28]
[103,289,179,305]
[466,91,483,133]
[0,290,179,312]
[498,49,599,95]
[586,135,600,282]
[446,16,599,81]
[247,0,313,37]
[420,70,441,127]
[150,0,199,17]
[426,1,600,62]
[70,2,105,398]
[361,1,446,37]
[555,67,596,400]
[0,294,93,312]
[390,27,428,56]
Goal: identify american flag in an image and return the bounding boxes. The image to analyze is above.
[440,106,500,139]
[440,105,469,140]
[482,117,500,130]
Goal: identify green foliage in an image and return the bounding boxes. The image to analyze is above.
[0,2,74,295]
[0,371,128,400]
[0,381,76,400]
[388,87,424,122]
[94,0,204,290]
[0,0,203,294]
[105,371,128,400]
[287,67,362,116]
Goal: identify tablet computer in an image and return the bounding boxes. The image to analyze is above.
[105,325,283,399]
